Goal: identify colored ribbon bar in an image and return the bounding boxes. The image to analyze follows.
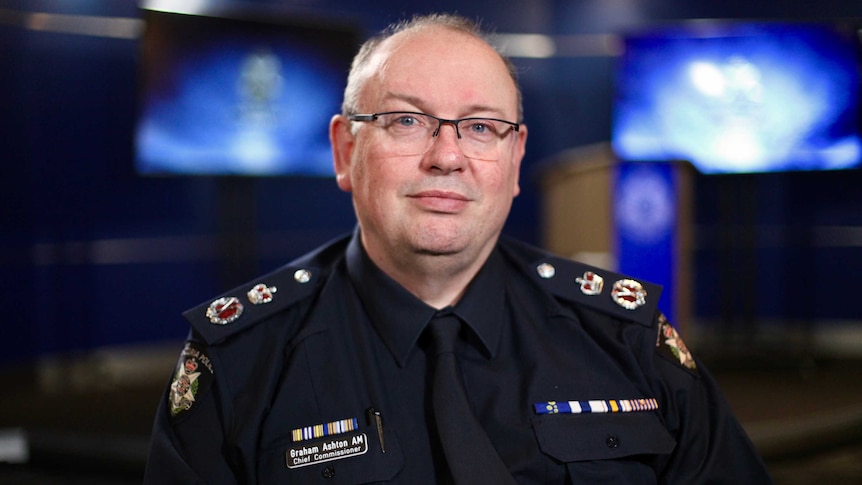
[534,398,658,415]
[291,417,359,442]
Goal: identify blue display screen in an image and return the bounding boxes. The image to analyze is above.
[612,22,862,174]
[135,10,358,176]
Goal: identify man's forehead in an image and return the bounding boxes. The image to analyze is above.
[368,26,467,70]
[360,26,516,112]
[384,24,474,48]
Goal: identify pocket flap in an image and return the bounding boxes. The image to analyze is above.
[532,412,676,462]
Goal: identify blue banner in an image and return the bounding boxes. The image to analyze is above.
[613,162,679,324]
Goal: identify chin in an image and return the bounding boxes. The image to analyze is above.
[410,234,469,257]
[405,220,489,257]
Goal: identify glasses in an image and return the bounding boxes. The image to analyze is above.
[348,111,520,161]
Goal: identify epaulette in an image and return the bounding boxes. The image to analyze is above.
[497,236,662,326]
[182,234,351,345]
[182,262,324,346]
[527,254,662,327]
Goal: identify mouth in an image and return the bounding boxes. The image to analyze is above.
[408,190,471,213]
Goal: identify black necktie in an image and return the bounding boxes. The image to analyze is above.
[428,314,517,484]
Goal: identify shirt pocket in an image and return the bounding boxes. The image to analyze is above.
[532,412,676,463]
[257,427,404,484]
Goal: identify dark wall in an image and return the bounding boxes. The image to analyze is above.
[3,0,862,363]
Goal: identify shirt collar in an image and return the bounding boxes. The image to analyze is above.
[345,230,506,367]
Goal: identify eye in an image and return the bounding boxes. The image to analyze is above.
[464,119,497,136]
[393,114,420,127]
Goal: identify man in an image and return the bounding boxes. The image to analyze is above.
[145,13,772,484]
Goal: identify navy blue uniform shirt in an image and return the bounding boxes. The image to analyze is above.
[144,231,772,484]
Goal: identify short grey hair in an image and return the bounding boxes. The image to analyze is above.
[341,13,523,122]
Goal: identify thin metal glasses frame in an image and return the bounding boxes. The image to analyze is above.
[347,111,520,139]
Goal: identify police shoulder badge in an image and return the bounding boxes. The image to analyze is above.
[169,341,215,418]
[655,313,698,375]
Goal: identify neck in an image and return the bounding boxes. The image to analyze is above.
[364,240,495,310]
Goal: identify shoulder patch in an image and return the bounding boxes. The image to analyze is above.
[169,340,215,419]
[529,255,662,327]
[655,313,698,375]
[183,264,323,345]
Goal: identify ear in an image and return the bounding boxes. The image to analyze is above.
[330,114,355,192]
[510,124,528,197]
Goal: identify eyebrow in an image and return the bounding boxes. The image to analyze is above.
[378,91,507,118]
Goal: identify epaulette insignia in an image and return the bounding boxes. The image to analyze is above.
[532,257,661,326]
[575,271,604,295]
[206,296,244,325]
[656,313,698,374]
[184,265,321,345]
[247,283,277,305]
[610,279,647,310]
[169,341,214,419]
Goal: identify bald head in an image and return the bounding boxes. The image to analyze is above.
[341,14,523,121]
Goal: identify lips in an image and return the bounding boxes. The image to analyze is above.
[409,190,471,212]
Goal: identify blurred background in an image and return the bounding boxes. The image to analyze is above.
[2,0,862,483]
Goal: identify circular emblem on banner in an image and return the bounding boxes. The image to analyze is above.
[611,279,647,310]
[169,341,215,418]
[206,296,243,325]
[614,167,674,244]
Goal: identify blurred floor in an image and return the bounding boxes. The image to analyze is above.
[1,344,861,484]
[712,357,862,484]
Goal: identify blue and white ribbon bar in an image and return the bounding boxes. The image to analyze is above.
[534,398,658,415]
[292,417,359,442]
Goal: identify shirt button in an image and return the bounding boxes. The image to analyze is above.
[606,435,620,449]
[322,466,336,479]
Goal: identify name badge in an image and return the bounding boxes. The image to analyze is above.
[286,433,369,469]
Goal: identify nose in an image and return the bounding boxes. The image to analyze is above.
[422,123,467,173]
[433,120,461,139]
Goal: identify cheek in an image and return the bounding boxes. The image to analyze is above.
[502,156,522,196]
[351,148,398,206]
[348,140,376,192]
[481,162,518,198]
